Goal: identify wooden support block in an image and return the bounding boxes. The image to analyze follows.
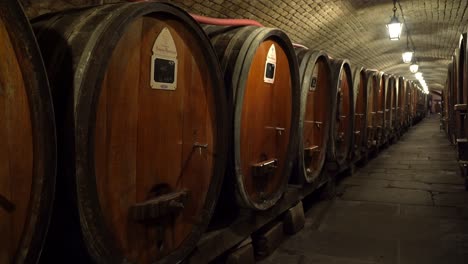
[283,201,305,235]
[226,240,255,264]
[252,221,284,259]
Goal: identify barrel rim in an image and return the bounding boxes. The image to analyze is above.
[327,58,355,167]
[1,0,57,262]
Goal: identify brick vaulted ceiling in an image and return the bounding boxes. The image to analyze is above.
[21,0,468,91]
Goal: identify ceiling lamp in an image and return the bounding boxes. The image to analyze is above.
[415,72,423,79]
[409,60,419,73]
[402,50,413,63]
[402,34,413,63]
[386,0,403,40]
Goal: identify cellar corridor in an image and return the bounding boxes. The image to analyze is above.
[3,1,468,263]
[261,115,468,264]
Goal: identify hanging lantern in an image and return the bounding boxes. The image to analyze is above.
[386,0,402,40]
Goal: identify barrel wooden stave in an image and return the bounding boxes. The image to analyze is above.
[34,3,228,263]
[0,0,56,263]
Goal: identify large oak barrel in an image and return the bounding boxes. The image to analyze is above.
[443,67,450,136]
[293,49,331,184]
[390,76,398,134]
[327,59,354,168]
[410,81,417,123]
[397,76,406,131]
[383,75,394,141]
[449,57,459,142]
[0,0,56,263]
[404,79,412,128]
[366,71,380,148]
[204,25,300,210]
[446,62,456,142]
[375,72,386,145]
[352,66,367,158]
[33,2,228,263]
[455,32,467,140]
[453,46,462,136]
[365,71,378,149]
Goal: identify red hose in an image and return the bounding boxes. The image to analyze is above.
[127,0,308,49]
[190,13,263,27]
[292,43,309,50]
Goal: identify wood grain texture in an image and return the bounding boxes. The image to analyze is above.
[335,68,352,159]
[95,16,216,263]
[0,18,34,263]
[387,76,395,129]
[397,77,405,127]
[240,40,292,203]
[302,58,330,176]
[376,74,386,143]
[366,73,377,146]
[354,69,366,150]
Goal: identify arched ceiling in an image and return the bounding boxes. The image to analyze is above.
[21,0,468,90]
[169,0,468,91]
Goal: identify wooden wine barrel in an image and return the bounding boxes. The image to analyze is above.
[384,75,394,140]
[204,25,300,209]
[455,32,467,139]
[375,72,387,145]
[390,76,398,135]
[450,56,459,142]
[33,2,228,263]
[327,59,354,168]
[442,88,448,135]
[397,76,406,131]
[452,47,462,136]
[365,70,379,149]
[352,66,367,158]
[0,0,56,263]
[447,62,456,143]
[409,81,416,123]
[292,49,331,184]
[404,79,412,128]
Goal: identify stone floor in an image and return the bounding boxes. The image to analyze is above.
[261,115,468,264]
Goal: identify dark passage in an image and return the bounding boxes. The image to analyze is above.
[261,115,468,264]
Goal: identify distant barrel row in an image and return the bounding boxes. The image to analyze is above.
[1,1,426,263]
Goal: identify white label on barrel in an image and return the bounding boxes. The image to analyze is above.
[264,44,276,84]
[151,27,178,90]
